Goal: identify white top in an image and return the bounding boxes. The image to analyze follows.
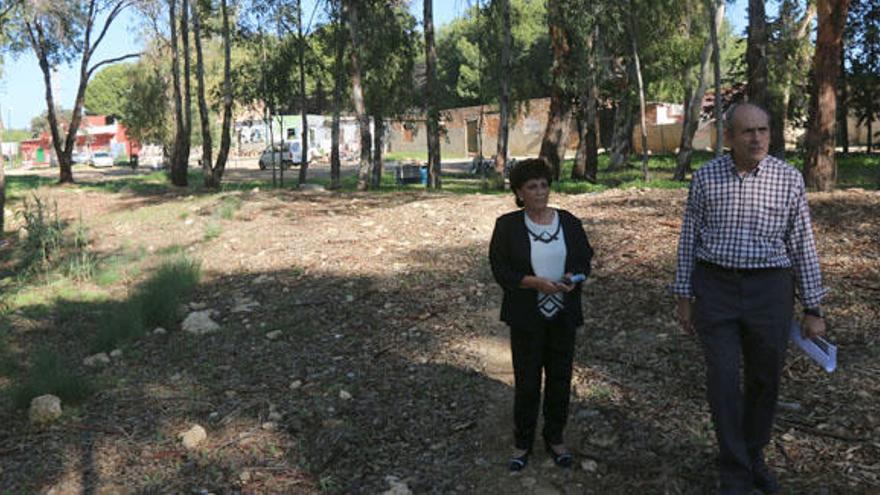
[525,210,566,318]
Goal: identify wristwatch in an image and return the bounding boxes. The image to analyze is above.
[803,307,824,318]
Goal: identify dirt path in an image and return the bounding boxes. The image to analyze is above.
[1,181,879,493]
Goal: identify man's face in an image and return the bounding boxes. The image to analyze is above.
[726,106,770,168]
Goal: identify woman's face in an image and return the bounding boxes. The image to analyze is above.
[517,177,550,210]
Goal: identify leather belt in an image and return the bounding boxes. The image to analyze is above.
[696,259,788,276]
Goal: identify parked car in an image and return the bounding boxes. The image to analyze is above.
[140,153,166,170]
[259,143,297,170]
[90,151,114,168]
[72,151,90,165]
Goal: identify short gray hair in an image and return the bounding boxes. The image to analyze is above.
[723,102,771,132]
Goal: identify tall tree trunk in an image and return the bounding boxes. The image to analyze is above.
[212,0,234,186]
[330,1,344,190]
[628,4,649,181]
[343,0,372,190]
[424,0,441,188]
[804,0,850,191]
[539,0,572,181]
[608,96,634,171]
[372,115,384,188]
[192,0,213,182]
[297,0,310,185]
[495,0,511,176]
[169,0,185,184]
[29,23,72,183]
[747,0,769,109]
[837,42,849,154]
[772,3,816,159]
[573,25,599,183]
[0,155,5,239]
[675,10,717,180]
[170,0,192,187]
[711,0,723,157]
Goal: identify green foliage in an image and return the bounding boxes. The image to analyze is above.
[203,221,222,240]
[29,109,74,135]
[84,63,136,116]
[16,196,65,277]
[136,256,202,331]
[217,195,242,219]
[10,346,94,409]
[91,300,145,353]
[63,217,97,282]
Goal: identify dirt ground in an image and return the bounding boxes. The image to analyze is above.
[1,172,879,494]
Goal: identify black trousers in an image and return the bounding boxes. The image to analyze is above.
[509,315,576,450]
[693,262,793,489]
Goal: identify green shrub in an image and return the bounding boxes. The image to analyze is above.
[17,196,64,277]
[203,222,222,241]
[64,218,98,281]
[217,195,242,220]
[90,300,146,353]
[11,347,93,409]
[136,257,202,330]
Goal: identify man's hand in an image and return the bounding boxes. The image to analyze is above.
[801,314,826,339]
[676,297,695,335]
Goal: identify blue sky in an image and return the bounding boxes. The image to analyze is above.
[0,0,753,130]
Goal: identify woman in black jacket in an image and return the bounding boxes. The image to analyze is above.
[489,158,594,472]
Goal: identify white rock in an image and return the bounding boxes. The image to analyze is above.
[580,459,598,472]
[339,390,352,400]
[109,349,123,359]
[382,476,412,495]
[289,380,303,390]
[265,330,283,340]
[189,301,208,310]
[179,424,207,449]
[83,353,111,367]
[182,310,221,335]
[153,327,167,335]
[299,183,327,192]
[253,274,275,284]
[261,421,277,431]
[231,297,260,313]
[268,411,283,422]
[29,395,62,424]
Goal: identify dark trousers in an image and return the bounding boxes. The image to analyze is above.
[693,262,793,489]
[509,315,576,450]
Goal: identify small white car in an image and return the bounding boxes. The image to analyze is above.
[90,151,114,168]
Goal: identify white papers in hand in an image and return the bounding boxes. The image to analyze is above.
[790,320,837,373]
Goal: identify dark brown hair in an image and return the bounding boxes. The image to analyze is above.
[509,158,553,207]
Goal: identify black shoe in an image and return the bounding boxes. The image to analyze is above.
[544,441,573,468]
[508,449,531,472]
[752,459,779,493]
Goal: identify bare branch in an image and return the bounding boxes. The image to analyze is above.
[87,52,143,78]
[89,0,134,55]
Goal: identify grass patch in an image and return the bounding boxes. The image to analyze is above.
[136,256,201,331]
[91,300,145,353]
[16,195,65,278]
[217,195,243,220]
[10,346,94,409]
[203,222,222,241]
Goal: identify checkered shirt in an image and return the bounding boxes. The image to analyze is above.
[671,154,828,308]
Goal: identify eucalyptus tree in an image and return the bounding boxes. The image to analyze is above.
[674,0,723,180]
[192,0,234,188]
[169,0,193,186]
[424,0,441,188]
[804,0,851,191]
[493,0,510,176]
[342,0,370,190]
[538,0,574,180]
[746,0,769,109]
[846,0,880,152]
[767,0,815,158]
[361,0,418,189]
[5,0,140,183]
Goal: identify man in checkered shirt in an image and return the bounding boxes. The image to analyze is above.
[671,103,827,495]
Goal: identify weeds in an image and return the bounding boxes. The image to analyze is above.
[217,195,242,220]
[10,346,94,409]
[17,195,64,277]
[91,300,145,353]
[135,256,202,331]
[64,216,98,281]
[203,222,222,241]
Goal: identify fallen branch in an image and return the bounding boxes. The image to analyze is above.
[777,418,868,443]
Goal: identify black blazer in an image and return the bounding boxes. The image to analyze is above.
[489,209,594,327]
